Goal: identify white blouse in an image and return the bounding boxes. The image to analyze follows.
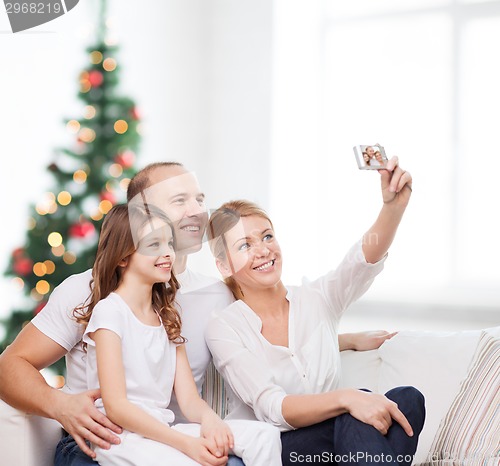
[205,240,386,431]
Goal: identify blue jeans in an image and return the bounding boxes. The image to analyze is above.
[54,433,95,466]
[281,386,425,466]
[55,433,246,466]
[227,456,245,466]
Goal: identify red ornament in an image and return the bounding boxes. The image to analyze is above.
[13,257,33,276]
[114,150,135,168]
[34,302,47,315]
[88,70,104,87]
[130,106,140,120]
[69,220,95,238]
[100,191,116,204]
[12,248,25,259]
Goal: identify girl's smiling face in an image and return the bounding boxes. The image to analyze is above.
[127,218,176,285]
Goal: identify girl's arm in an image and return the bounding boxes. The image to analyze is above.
[362,156,412,264]
[174,345,234,459]
[92,330,227,466]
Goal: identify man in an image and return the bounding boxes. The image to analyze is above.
[0,162,241,466]
[0,161,393,466]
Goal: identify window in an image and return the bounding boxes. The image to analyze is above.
[271,0,500,311]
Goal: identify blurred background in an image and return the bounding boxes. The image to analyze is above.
[1,0,498,346]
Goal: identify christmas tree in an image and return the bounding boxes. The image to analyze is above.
[1,1,141,373]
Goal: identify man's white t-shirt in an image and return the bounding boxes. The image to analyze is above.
[31,268,234,420]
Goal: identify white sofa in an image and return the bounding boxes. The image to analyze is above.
[1,327,498,466]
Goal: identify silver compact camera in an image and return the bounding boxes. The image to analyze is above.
[353,144,388,170]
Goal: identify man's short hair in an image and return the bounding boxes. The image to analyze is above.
[126,162,184,203]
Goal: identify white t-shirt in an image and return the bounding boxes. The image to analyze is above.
[205,240,386,431]
[32,269,92,395]
[31,268,234,418]
[82,293,177,425]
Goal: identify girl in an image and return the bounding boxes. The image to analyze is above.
[75,204,281,466]
[206,157,426,466]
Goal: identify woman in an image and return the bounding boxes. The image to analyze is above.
[206,157,425,466]
[363,151,371,166]
[76,204,281,466]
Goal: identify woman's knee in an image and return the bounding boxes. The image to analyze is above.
[385,386,426,431]
[386,386,425,407]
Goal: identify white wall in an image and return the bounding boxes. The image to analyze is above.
[196,0,273,209]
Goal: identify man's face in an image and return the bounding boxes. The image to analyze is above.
[129,166,208,256]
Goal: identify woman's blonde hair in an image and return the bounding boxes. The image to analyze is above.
[74,203,185,344]
[207,200,273,300]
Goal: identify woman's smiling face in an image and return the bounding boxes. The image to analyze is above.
[219,215,283,291]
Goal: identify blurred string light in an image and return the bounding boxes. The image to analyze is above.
[80,71,91,93]
[73,169,88,184]
[119,178,131,191]
[83,105,96,119]
[36,280,50,295]
[36,193,58,216]
[114,120,128,134]
[57,191,72,206]
[66,120,80,133]
[33,260,56,277]
[12,277,24,290]
[99,199,113,213]
[99,200,113,214]
[48,232,63,247]
[109,163,123,177]
[90,50,103,64]
[51,244,65,257]
[63,251,77,265]
[33,262,47,277]
[91,211,104,221]
[79,127,96,143]
[103,57,117,72]
[44,260,56,274]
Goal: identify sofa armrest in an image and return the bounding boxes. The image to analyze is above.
[0,399,63,466]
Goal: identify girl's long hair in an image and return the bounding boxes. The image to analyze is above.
[207,200,274,301]
[74,203,185,343]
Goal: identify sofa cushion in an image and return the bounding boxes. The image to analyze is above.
[201,360,229,418]
[339,348,381,392]
[377,329,482,465]
[422,326,500,466]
